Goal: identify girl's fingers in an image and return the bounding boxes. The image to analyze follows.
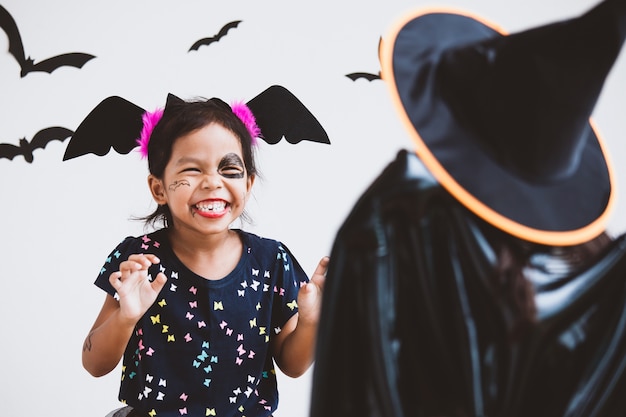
[152,272,168,292]
[128,253,161,265]
[109,271,123,290]
[310,256,329,289]
[120,254,161,274]
[126,255,150,269]
[142,254,161,264]
[312,256,329,276]
[109,254,163,294]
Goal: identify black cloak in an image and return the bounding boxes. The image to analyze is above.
[310,150,626,417]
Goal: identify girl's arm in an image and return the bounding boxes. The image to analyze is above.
[82,253,167,377]
[272,256,328,378]
[82,294,138,376]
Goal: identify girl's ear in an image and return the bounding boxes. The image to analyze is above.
[246,173,255,195]
[148,175,167,204]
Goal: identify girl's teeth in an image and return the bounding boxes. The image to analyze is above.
[197,202,226,211]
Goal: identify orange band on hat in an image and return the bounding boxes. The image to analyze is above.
[380,7,615,246]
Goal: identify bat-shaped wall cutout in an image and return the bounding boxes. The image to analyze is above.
[346,37,383,82]
[63,85,330,161]
[188,20,242,52]
[346,72,380,81]
[0,5,96,77]
[0,127,73,163]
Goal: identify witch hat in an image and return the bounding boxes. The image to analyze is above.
[380,0,626,245]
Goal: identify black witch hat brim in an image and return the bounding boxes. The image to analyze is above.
[380,7,615,246]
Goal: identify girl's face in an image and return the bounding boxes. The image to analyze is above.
[148,122,254,237]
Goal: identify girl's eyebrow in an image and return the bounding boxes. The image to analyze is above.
[173,156,203,166]
[172,153,244,168]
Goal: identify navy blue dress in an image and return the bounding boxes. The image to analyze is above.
[95,229,308,417]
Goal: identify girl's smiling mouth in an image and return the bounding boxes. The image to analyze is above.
[194,199,229,218]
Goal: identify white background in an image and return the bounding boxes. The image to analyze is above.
[0,0,624,416]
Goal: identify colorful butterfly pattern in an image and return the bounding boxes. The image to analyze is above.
[95,229,308,417]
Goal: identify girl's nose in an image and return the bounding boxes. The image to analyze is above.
[202,173,223,189]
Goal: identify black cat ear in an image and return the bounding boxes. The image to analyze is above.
[164,93,185,108]
[208,97,233,112]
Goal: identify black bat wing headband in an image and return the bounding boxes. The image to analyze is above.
[63,85,330,161]
[63,97,145,159]
[246,85,330,145]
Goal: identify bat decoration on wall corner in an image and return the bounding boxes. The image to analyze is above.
[0,127,73,163]
[345,72,381,82]
[63,85,330,161]
[188,20,242,52]
[346,37,383,82]
[0,5,96,77]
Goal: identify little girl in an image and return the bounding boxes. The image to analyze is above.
[81,93,328,417]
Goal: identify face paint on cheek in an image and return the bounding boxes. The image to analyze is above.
[168,179,190,191]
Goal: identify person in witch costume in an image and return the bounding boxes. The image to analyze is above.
[77,87,329,417]
[310,0,626,416]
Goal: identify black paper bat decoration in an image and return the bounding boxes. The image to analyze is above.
[345,72,381,81]
[0,5,96,77]
[0,127,73,163]
[346,37,383,82]
[63,85,329,161]
[188,20,242,52]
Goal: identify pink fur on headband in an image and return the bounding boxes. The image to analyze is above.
[137,108,164,158]
[231,101,260,145]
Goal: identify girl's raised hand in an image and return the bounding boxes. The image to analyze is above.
[108,254,168,323]
[297,256,329,326]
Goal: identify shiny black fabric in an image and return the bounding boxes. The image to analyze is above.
[310,150,626,417]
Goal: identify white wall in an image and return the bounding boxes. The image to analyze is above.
[0,0,624,416]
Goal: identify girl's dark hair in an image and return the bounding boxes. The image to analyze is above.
[141,97,258,229]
